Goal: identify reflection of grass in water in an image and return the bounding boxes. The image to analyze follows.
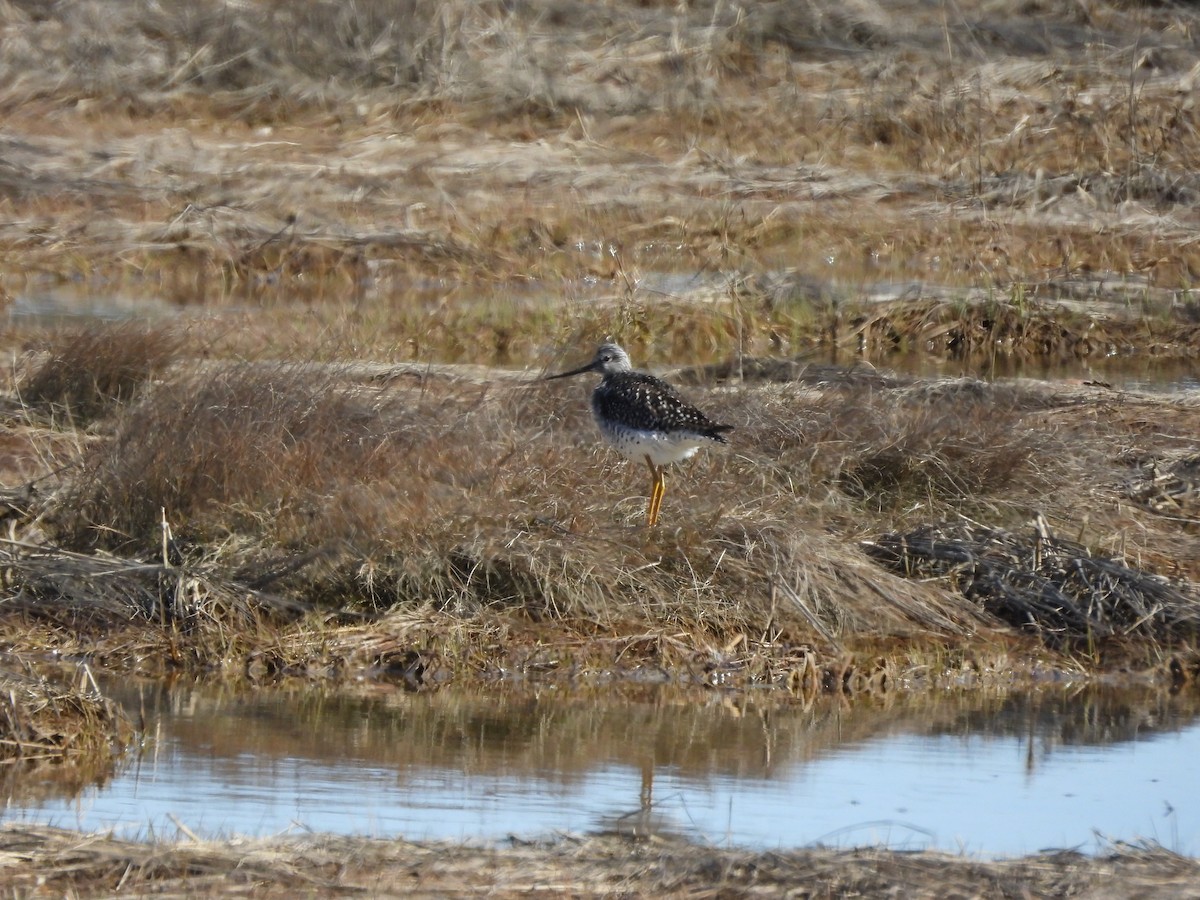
[0,668,132,805]
[106,679,1200,785]
[16,276,1191,377]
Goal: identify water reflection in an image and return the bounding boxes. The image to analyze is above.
[3,681,1199,857]
[10,287,178,324]
[10,279,1199,392]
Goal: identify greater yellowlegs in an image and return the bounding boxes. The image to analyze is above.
[546,343,732,526]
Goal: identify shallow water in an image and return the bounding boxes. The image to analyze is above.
[12,281,1198,393]
[3,682,1197,857]
[10,287,177,324]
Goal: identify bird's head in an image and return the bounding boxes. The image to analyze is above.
[545,342,633,380]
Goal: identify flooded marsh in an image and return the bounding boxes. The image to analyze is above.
[1,0,1200,893]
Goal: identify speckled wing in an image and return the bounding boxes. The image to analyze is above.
[592,372,732,440]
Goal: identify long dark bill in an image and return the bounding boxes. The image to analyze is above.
[543,361,599,380]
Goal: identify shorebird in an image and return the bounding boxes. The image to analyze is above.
[546,343,733,527]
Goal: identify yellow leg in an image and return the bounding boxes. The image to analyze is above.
[644,455,665,527]
[648,474,662,527]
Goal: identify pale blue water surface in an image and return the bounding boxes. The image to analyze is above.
[2,682,1196,858]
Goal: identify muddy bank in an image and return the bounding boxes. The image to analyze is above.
[0,825,1195,899]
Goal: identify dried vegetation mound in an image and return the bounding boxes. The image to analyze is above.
[0,350,1193,684]
[18,323,184,424]
[59,360,406,551]
[865,520,1200,647]
[812,379,1043,505]
[9,359,1025,681]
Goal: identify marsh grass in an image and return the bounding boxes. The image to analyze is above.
[2,350,1007,681]
[812,382,1042,510]
[5,0,1200,306]
[0,338,1180,685]
[0,0,1199,688]
[56,361,413,554]
[18,323,184,424]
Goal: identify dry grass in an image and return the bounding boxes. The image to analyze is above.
[18,357,993,680]
[0,0,1197,690]
[866,519,1200,647]
[17,322,184,424]
[2,0,1200,329]
[0,343,1184,685]
[0,824,1196,899]
[58,360,407,551]
[806,381,1043,511]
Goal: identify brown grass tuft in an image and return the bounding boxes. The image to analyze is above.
[18,323,184,424]
[820,382,1042,509]
[56,361,405,552]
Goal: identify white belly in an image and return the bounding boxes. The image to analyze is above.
[596,418,707,467]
